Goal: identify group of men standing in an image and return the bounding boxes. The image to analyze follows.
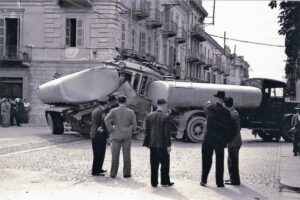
[89,90,241,188]
[201,91,242,187]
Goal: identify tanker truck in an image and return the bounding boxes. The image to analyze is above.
[38,60,296,143]
[146,78,296,142]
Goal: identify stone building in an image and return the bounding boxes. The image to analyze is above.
[0,0,249,124]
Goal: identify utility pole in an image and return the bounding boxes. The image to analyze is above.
[223,31,226,55]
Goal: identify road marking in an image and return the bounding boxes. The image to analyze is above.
[0,140,86,157]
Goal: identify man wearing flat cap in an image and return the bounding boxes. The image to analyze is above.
[90,97,109,176]
[201,91,232,187]
[291,105,300,156]
[143,98,174,187]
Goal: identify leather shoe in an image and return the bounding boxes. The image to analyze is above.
[225,182,240,185]
[99,169,107,174]
[225,180,231,183]
[217,184,225,187]
[124,175,131,178]
[151,184,157,187]
[161,182,174,187]
[92,173,105,176]
[200,182,206,187]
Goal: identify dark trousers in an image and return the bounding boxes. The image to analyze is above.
[91,136,107,175]
[201,142,225,186]
[150,147,170,186]
[228,146,241,184]
[293,141,300,154]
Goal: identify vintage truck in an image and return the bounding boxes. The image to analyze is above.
[38,60,296,143]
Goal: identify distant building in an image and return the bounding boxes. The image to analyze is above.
[0,0,249,124]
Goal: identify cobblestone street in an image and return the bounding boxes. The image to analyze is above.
[0,126,299,200]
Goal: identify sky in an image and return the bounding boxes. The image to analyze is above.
[202,0,286,81]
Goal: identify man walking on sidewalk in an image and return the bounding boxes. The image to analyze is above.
[143,99,174,187]
[224,97,242,185]
[90,98,109,176]
[291,105,300,156]
[105,95,137,178]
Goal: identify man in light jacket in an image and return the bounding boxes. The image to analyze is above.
[105,95,137,178]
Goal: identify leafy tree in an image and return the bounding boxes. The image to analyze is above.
[269,1,300,98]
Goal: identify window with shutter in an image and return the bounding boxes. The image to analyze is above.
[66,18,84,47]
[147,36,151,53]
[121,23,126,48]
[139,32,146,53]
[76,19,84,47]
[0,19,5,57]
[132,29,135,50]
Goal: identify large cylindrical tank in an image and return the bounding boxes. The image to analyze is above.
[147,81,262,109]
[38,66,120,104]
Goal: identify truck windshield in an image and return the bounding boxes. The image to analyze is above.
[270,87,284,98]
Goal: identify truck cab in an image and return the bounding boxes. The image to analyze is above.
[240,78,292,141]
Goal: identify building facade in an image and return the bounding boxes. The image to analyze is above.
[0,0,249,124]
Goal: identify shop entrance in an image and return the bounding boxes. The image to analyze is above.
[0,77,23,99]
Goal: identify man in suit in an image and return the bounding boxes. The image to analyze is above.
[105,95,137,178]
[143,99,174,187]
[291,105,300,156]
[90,98,109,176]
[201,91,232,187]
[224,97,242,185]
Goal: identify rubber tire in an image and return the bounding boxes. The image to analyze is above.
[186,116,206,143]
[282,119,294,143]
[47,113,64,135]
[257,131,274,142]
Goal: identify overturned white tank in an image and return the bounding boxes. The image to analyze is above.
[147,81,262,109]
[38,66,120,104]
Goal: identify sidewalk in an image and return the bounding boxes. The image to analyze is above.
[279,143,300,191]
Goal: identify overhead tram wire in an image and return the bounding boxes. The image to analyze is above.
[209,34,285,48]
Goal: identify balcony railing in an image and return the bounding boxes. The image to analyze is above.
[162,20,177,38]
[191,24,206,42]
[224,68,230,76]
[0,45,30,62]
[174,28,187,44]
[186,50,200,63]
[132,0,150,20]
[57,0,93,8]
[146,8,163,29]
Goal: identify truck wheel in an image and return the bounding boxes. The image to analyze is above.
[282,119,294,142]
[257,131,274,142]
[186,116,206,143]
[47,113,64,135]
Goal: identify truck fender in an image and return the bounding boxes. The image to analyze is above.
[176,109,205,139]
[45,106,73,121]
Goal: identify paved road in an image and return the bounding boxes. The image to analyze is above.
[0,126,299,200]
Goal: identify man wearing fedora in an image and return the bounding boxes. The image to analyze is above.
[291,105,300,156]
[201,91,232,187]
[90,97,109,176]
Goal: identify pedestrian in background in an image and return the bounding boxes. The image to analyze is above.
[23,99,31,123]
[143,99,174,187]
[224,97,242,186]
[10,99,18,126]
[1,99,10,127]
[105,95,137,178]
[200,91,232,188]
[16,98,24,126]
[291,105,300,156]
[90,98,109,176]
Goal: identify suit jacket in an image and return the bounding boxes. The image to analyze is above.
[204,102,232,148]
[90,106,107,139]
[227,107,242,147]
[104,104,137,140]
[143,110,172,148]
